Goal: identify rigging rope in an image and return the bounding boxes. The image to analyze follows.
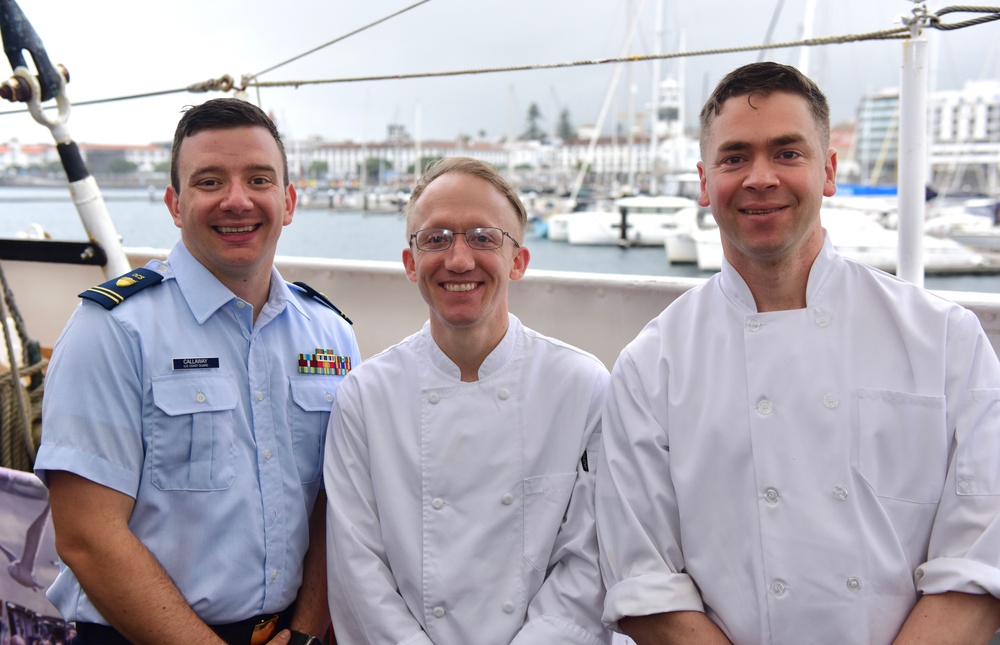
[0,5,996,116]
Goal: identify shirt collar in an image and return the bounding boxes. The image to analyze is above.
[166,241,298,324]
[426,313,521,381]
[718,231,839,313]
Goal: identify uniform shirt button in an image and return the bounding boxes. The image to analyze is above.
[428,393,440,404]
[158,264,169,272]
[497,389,510,400]
[816,314,831,327]
[769,580,786,596]
[264,449,272,460]
[833,486,848,500]
[757,400,773,415]
[432,606,445,619]
[501,601,515,614]
[501,493,514,505]
[256,391,265,402]
[271,569,279,581]
[746,319,761,332]
[823,394,839,408]
[847,577,862,592]
[325,392,334,403]
[195,392,206,403]
[763,488,780,504]
[236,300,246,309]
[431,498,445,510]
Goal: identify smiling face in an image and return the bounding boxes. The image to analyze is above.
[403,171,529,345]
[697,91,837,273]
[164,125,295,291]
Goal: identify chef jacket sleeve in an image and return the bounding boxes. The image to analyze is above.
[595,347,705,631]
[324,374,433,645]
[916,308,1000,599]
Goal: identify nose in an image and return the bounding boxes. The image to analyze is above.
[443,234,476,272]
[743,157,778,191]
[219,182,253,212]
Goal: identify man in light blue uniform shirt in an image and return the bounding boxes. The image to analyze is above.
[34,98,359,645]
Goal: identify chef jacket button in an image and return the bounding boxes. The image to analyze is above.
[847,577,862,592]
[501,493,514,505]
[833,486,848,500]
[497,388,510,400]
[431,498,445,510]
[769,580,786,597]
[428,393,440,404]
[815,314,831,327]
[958,479,972,493]
[823,394,839,408]
[502,601,515,614]
[746,319,761,332]
[195,392,206,403]
[756,400,773,415]
[763,488,780,504]
[325,392,334,403]
[432,606,446,619]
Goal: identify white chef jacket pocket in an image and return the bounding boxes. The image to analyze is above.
[288,375,341,483]
[151,374,238,491]
[523,472,577,571]
[956,389,1000,495]
[858,388,947,503]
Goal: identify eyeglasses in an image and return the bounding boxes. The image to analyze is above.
[409,227,521,252]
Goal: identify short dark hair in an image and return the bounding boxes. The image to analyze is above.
[699,62,831,154]
[169,98,288,191]
[405,156,528,237]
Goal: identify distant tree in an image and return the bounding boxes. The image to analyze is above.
[522,103,545,140]
[154,161,171,173]
[308,160,329,179]
[557,108,575,142]
[359,157,391,184]
[44,160,64,174]
[408,155,443,175]
[108,158,138,175]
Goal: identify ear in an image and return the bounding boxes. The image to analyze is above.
[284,184,297,226]
[823,149,838,198]
[696,161,711,208]
[164,185,182,229]
[403,247,417,283]
[508,246,530,281]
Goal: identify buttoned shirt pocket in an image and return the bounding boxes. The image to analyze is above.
[523,472,577,571]
[858,388,947,503]
[288,375,340,483]
[150,374,238,491]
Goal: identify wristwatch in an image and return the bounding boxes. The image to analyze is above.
[288,630,321,645]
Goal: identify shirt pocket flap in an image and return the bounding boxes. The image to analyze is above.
[152,374,238,416]
[289,376,338,412]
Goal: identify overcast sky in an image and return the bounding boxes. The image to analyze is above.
[0,0,996,147]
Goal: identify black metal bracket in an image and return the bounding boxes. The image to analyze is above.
[0,238,108,265]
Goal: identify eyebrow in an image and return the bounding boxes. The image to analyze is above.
[717,134,806,153]
[189,163,279,178]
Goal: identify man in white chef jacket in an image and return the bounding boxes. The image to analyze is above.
[324,157,610,645]
[596,61,1000,644]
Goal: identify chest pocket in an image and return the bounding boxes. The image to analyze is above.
[523,472,578,571]
[151,374,238,491]
[288,375,341,483]
[857,388,947,503]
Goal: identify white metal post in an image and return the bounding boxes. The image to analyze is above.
[897,11,929,286]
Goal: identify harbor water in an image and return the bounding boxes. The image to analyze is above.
[1,186,998,294]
